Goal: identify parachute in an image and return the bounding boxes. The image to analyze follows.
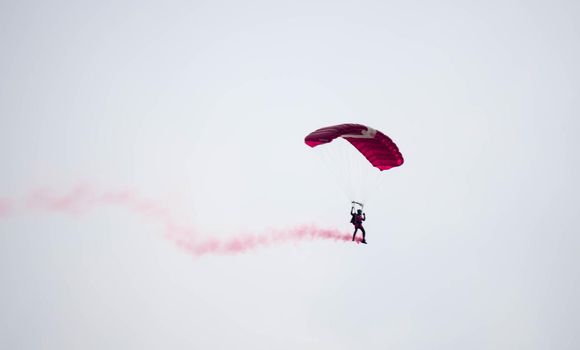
[305,124,404,170]
[304,123,404,205]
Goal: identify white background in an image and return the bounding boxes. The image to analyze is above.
[1,1,579,349]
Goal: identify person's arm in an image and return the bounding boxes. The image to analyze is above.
[351,207,355,215]
[362,213,366,221]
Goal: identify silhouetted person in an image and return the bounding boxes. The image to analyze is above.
[351,207,367,244]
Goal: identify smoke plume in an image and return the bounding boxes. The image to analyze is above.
[2,186,360,257]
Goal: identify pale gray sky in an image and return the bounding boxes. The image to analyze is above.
[1,1,579,349]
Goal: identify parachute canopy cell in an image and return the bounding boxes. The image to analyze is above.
[304,123,404,171]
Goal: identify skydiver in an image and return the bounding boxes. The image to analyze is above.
[351,207,367,244]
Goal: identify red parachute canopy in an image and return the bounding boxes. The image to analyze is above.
[304,123,404,171]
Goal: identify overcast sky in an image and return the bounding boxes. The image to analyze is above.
[1,1,579,349]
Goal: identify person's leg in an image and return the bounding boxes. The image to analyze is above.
[361,226,366,242]
[352,227,359,241]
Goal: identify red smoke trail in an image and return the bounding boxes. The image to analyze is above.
[3,186,359,257]
[0,198,12,217]
[26,186,178,226]
[175,225,358,257]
